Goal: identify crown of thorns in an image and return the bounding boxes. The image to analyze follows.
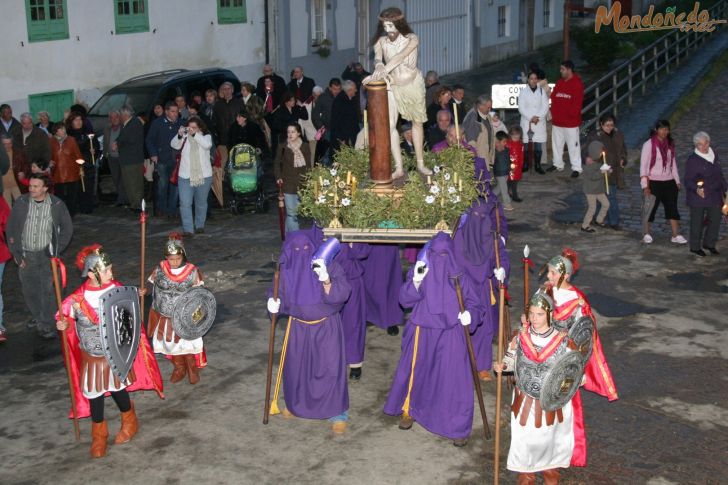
[379,13,405,22]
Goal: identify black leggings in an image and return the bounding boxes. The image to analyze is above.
[90,389,131,423]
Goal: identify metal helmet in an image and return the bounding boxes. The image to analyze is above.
[547,248,579,289]
[529,289,554,324]
[164,232,186,259]
[76,244,112,283]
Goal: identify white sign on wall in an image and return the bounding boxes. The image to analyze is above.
[491,84,555,110]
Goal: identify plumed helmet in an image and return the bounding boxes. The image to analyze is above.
[76,244,112,279]
[164,232,186,257]
[529,288,554,323]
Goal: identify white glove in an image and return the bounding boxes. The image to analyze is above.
[267,297,281,314]
[458,310,472,326]
[412,261,429,284]
[494,267,506,284]
[312,258,329,282]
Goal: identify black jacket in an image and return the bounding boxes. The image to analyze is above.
[227,121,265,153]
[117,117,145,166]
[287,76,316,103]
[6,194,73,261]
[330,93,360,149]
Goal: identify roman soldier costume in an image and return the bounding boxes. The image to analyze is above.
[57,245,164,458]
[147,233,209,384]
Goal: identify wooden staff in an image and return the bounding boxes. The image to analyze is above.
[492,234,509,352]
[453,277,492,444]
[493,267,507,485]
[522,245,530,313]
[263,263,281,424]
[139,199,147,323]
[49,243,80,441]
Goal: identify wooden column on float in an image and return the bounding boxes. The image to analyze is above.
[365,81,392,185]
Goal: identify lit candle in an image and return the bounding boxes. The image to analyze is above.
[363,110,369,147]
[453,103,460,146]
[347,171,352,185]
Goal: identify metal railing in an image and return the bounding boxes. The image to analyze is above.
[580,0,727,133]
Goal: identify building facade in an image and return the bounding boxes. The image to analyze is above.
[1,0,566,120]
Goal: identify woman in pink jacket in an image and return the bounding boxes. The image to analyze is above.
[639,120,687,245]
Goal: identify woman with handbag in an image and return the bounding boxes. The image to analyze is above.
[170,116,213,236]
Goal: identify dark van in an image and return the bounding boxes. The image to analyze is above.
[87,68,240,134]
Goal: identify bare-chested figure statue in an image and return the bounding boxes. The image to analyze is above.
[363,7,432,178]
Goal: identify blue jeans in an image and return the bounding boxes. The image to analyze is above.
[0,262,5,332]
[606,184,619,226]
[284,193,300,233]
[155,163,179,216]
[178,176,212,233]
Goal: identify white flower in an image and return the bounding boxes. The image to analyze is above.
[450,195,461,203]
[341,197,351,206]
[425,195,435,204]
[322,179,331,186]
[444,173,451,181]
[316,195,326,204]
[433,165,441,174]
[429,185,440,195]
[448,186,456,194]
[329,168,338,176]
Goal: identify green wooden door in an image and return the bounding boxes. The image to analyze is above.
[28,90,75,124]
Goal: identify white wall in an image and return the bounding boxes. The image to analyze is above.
[481,1,521,47]
[0,0,268,115]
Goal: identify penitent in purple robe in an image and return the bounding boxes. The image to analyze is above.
[383,233,480,440]
[275,231,352,419]
[336,242,371,366]
[453,202,497,372]
[362,244,404,329]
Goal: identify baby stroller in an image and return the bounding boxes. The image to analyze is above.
[225,143,269,214]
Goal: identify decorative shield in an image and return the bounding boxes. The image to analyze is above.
[568,316,594,364]
[98,286,141,382]
[540,350,585,412]
[172,286,217,340]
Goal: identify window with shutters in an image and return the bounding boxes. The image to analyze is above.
[218,0,247,24]
[543,0,553,28]
[25,0,69,43]
[497,6,510,38]
[114,0,149,34]
[311,0,326,45]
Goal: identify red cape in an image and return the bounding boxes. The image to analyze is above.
[549,283,619,467]
[58,280,165,419]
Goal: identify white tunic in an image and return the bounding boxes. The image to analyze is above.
[507,332,575,473]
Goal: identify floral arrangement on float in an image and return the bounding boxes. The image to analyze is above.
[298,145,478,239]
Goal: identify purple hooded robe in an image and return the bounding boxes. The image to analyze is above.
[362,244,404,328]
[453,203,497,372]
[275,231,352,419]
[335,242,371,365]
[383,233,480,440]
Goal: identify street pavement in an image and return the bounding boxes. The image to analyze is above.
[2,40,728,485]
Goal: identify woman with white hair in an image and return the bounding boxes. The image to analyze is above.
[684,131,727,256]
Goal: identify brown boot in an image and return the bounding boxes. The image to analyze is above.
[170,355,187,383]
[542,468,561,485]
[185,354,200,384]
[517,473,536,485]
[90,421,109,458]
[114,402,139,444]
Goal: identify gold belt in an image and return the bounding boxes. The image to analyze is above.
[293,316,327,325]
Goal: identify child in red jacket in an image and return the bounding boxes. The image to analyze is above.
[506,126,524,203]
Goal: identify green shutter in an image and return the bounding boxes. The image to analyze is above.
[114,0,149,34]
[217,0,247,25]
[28,90,75,124]
[25,0,69,43]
